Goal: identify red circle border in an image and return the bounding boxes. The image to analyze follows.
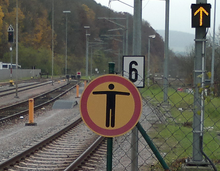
[80,75,142,137]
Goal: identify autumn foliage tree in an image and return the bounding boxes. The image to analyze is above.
[0,0,165,76]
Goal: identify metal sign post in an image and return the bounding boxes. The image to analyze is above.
[8,25,14,85]
[107,137,113,171]
[80,75,142,137]
[10,47,13,84]
[185,0,214,169]
[163,0,170,103]
[15,0,19,98]
[192,0,210,165]
[80,73,142,171]
[107,64,114,171]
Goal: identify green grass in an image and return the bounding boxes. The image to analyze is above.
[142,85,220,170]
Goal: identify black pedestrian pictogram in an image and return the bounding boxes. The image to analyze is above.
[93,84,130,128]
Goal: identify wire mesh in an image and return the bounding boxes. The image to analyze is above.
[95,76,220,171]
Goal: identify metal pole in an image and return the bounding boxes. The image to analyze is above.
[132,0,142,55]
[65,13,67,76]
[211,0,216,87]
[84,26,90,77]
[63,11,71,76]
[106,65,114,171]
[10,46,13,81]
[193,37,206,163]
[148,35,155,87]
[123,31,125,56]
[163,0,170,103]
[148,38,150,87]
[90,47,92,76]
[118,48,120,72]
[126,14,129,55]
[15,0,18,98]
[51,0,54,85]
[86,30,89,77]
[107,138,113,171]
[131,0,142,170]
[192,0,207,163]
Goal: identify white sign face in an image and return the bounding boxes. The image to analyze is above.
[7,25,14,32]
[122,56,145,88]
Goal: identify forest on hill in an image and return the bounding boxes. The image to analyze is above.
[0,0,166,75]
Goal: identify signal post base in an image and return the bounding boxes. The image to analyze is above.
[182,159,214,171]
[25,123,37,126]
[182,165,214,171]
[182,158,214,171]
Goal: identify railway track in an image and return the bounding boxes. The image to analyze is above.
[0,80,78,123]
[0,81,51,97]
[0,118,107,171]
[0,78,108,170]
[0,78,57,97]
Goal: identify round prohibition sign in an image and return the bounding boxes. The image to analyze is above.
[80,74,142,137]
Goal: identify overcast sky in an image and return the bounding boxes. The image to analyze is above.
[94,0,219,35]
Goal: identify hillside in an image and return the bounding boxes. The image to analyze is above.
[156,30,194,55]
[0,0,165,75]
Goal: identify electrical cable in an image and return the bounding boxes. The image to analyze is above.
[200,136,217,171]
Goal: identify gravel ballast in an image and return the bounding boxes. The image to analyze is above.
[0,80,82,163]
[0,80,161,170]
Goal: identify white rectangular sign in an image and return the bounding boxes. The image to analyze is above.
[122,56,145,88]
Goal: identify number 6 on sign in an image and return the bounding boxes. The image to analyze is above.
[129,61,138,82]
[122,56,145,88]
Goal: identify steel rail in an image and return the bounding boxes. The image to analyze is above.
[65,136,105,171]
[0,81,52,96]
[0,82,78,123]
[0,118,82,170]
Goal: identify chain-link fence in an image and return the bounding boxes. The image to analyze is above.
[96,76,220,171]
